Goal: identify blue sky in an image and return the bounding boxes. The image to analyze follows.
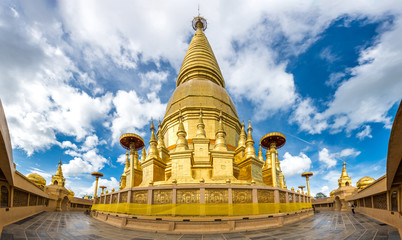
[1,0,401,197]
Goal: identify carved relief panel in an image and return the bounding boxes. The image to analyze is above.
[112,194,118,204]
[279,191,286,203]
[131,190,148,204]
[288,193,293,203]
[177,189,200,204]
[120,192,128,203]
[153,189,173,204]
[106,195,111,204]
[257,189,274,203]
[205,189,228,203]
[233,189,252,203]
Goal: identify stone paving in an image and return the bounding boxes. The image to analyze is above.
[1,211,400,240]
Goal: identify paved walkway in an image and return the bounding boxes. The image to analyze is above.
[1,211,400,240]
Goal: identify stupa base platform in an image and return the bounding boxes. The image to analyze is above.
[91,209,313,233]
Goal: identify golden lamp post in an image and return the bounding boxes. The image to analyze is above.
[260,132,286,187]
[298,185,306,194]
[301,172,313,196]
[91,172,103,198]
[119,133,145,188]
[99,186,107,195]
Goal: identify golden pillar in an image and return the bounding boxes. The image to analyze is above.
[302,172,313,196]
[260,132,286,187]
[100,186,106,195]
[119,133,145,188]
[91,172,103,197]
[298,186,305,194]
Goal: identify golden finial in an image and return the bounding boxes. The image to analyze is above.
[237,120,247,148]
[147,119,159,159]
[157,120,166,149]
[141,148,147,162]
[175,110,189,151]
[123,150,130,172]
[245,120,256,158]
[195,109,206,138]
[214,111,227,151]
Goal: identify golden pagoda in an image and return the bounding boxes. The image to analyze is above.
[338,159,352,187]
[51,158,66,187]
[93,17,312,231]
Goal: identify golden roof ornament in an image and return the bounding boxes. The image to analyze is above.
[195,109,206,138]
[341,159,348,177]
[55,157,63,177]
[175,111,189,151]
[176,15,225,88]
[141,148,147,162]
[356,176,375,190]
[123,150,130,173]
[238,121,247,147]
[214,111,227,151]
[147,120,160,159]
[157,120,166,148]
[245,120,257,158]
[26,173,46,188]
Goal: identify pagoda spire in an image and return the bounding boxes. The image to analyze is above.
[341,159,348,177]
[176,16,225,88]
[214,111,227,151]
[147,120,159,159]
[175,111,189,151]
[195,109,206,138]
[123,150,130,172]
[56,157,63,177]
[157,120,166,148]
[237,121,247,147]
[245,120,257,158]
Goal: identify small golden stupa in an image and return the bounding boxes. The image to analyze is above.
[26,173,46,188]
[51,159,66,187]
[356,176,375,190]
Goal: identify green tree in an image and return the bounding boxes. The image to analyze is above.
[315,192,327,199]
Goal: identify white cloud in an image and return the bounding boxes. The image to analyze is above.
[320,186,329,196]
[319,147,360,169]
[281,152,312,177]
[356,125,373,140]
[319,47,339,63]
[225,48,296,120]
[340,148,361,157]
[290,98,327,134]
[322,170,341,185]
[110,90,166,141]
[318,148,337,169]
[140,71,169,94]
[62,149,108,177]
[61,141,78,150]
[116,153,126,164]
